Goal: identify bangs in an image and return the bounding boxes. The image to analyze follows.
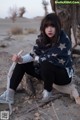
[44,20,55,28]
[40,13,61,38]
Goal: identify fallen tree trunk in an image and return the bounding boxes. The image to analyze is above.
[72,49,80,55]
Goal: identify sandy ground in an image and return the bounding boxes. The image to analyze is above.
[0,17,80,120]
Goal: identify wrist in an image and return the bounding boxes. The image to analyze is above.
[18,57,23,62]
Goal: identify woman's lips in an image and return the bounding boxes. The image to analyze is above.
[48,33,53,35]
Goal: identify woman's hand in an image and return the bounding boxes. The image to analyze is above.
[11,54,23,63]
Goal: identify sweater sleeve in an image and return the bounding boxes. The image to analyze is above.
[21,53,34,63]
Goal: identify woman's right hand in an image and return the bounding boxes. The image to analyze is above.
[11,54,22,63]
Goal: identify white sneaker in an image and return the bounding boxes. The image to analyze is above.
[0,90,14,104]
[42,89,52,101]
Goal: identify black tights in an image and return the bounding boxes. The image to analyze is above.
[10,62,41,90]
[10,61,71,92]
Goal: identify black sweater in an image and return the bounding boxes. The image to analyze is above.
[33,30,73,69]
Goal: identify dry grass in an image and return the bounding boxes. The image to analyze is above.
[10,27,37,35]
[0,44,7,48]
[10,26,23,35]
[23,28,37,35]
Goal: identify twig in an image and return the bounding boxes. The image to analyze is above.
[23,94,62,114]
[35,101,45,120]
[51,102,60,120]
[35,101,53,120]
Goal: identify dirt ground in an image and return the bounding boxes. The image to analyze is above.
[0,17,80,120]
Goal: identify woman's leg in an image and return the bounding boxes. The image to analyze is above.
[40,61,80,103]
[40,61,71,91]
[40,61,55,92]
[10,62,40,91]
[40,61,56,100]
[0,62,40,103]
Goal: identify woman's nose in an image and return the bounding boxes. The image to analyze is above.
[48,27,52,31]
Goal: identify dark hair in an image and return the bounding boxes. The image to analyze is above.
[40,13,61,44]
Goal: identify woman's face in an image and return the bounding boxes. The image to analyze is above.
[45,26,56,38]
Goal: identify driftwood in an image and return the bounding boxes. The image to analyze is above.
[7,50,23,115]
[7,50,23,89]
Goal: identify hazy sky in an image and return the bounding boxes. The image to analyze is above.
[0,0,52,18]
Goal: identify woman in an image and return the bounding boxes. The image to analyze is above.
[0,13,80,104]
